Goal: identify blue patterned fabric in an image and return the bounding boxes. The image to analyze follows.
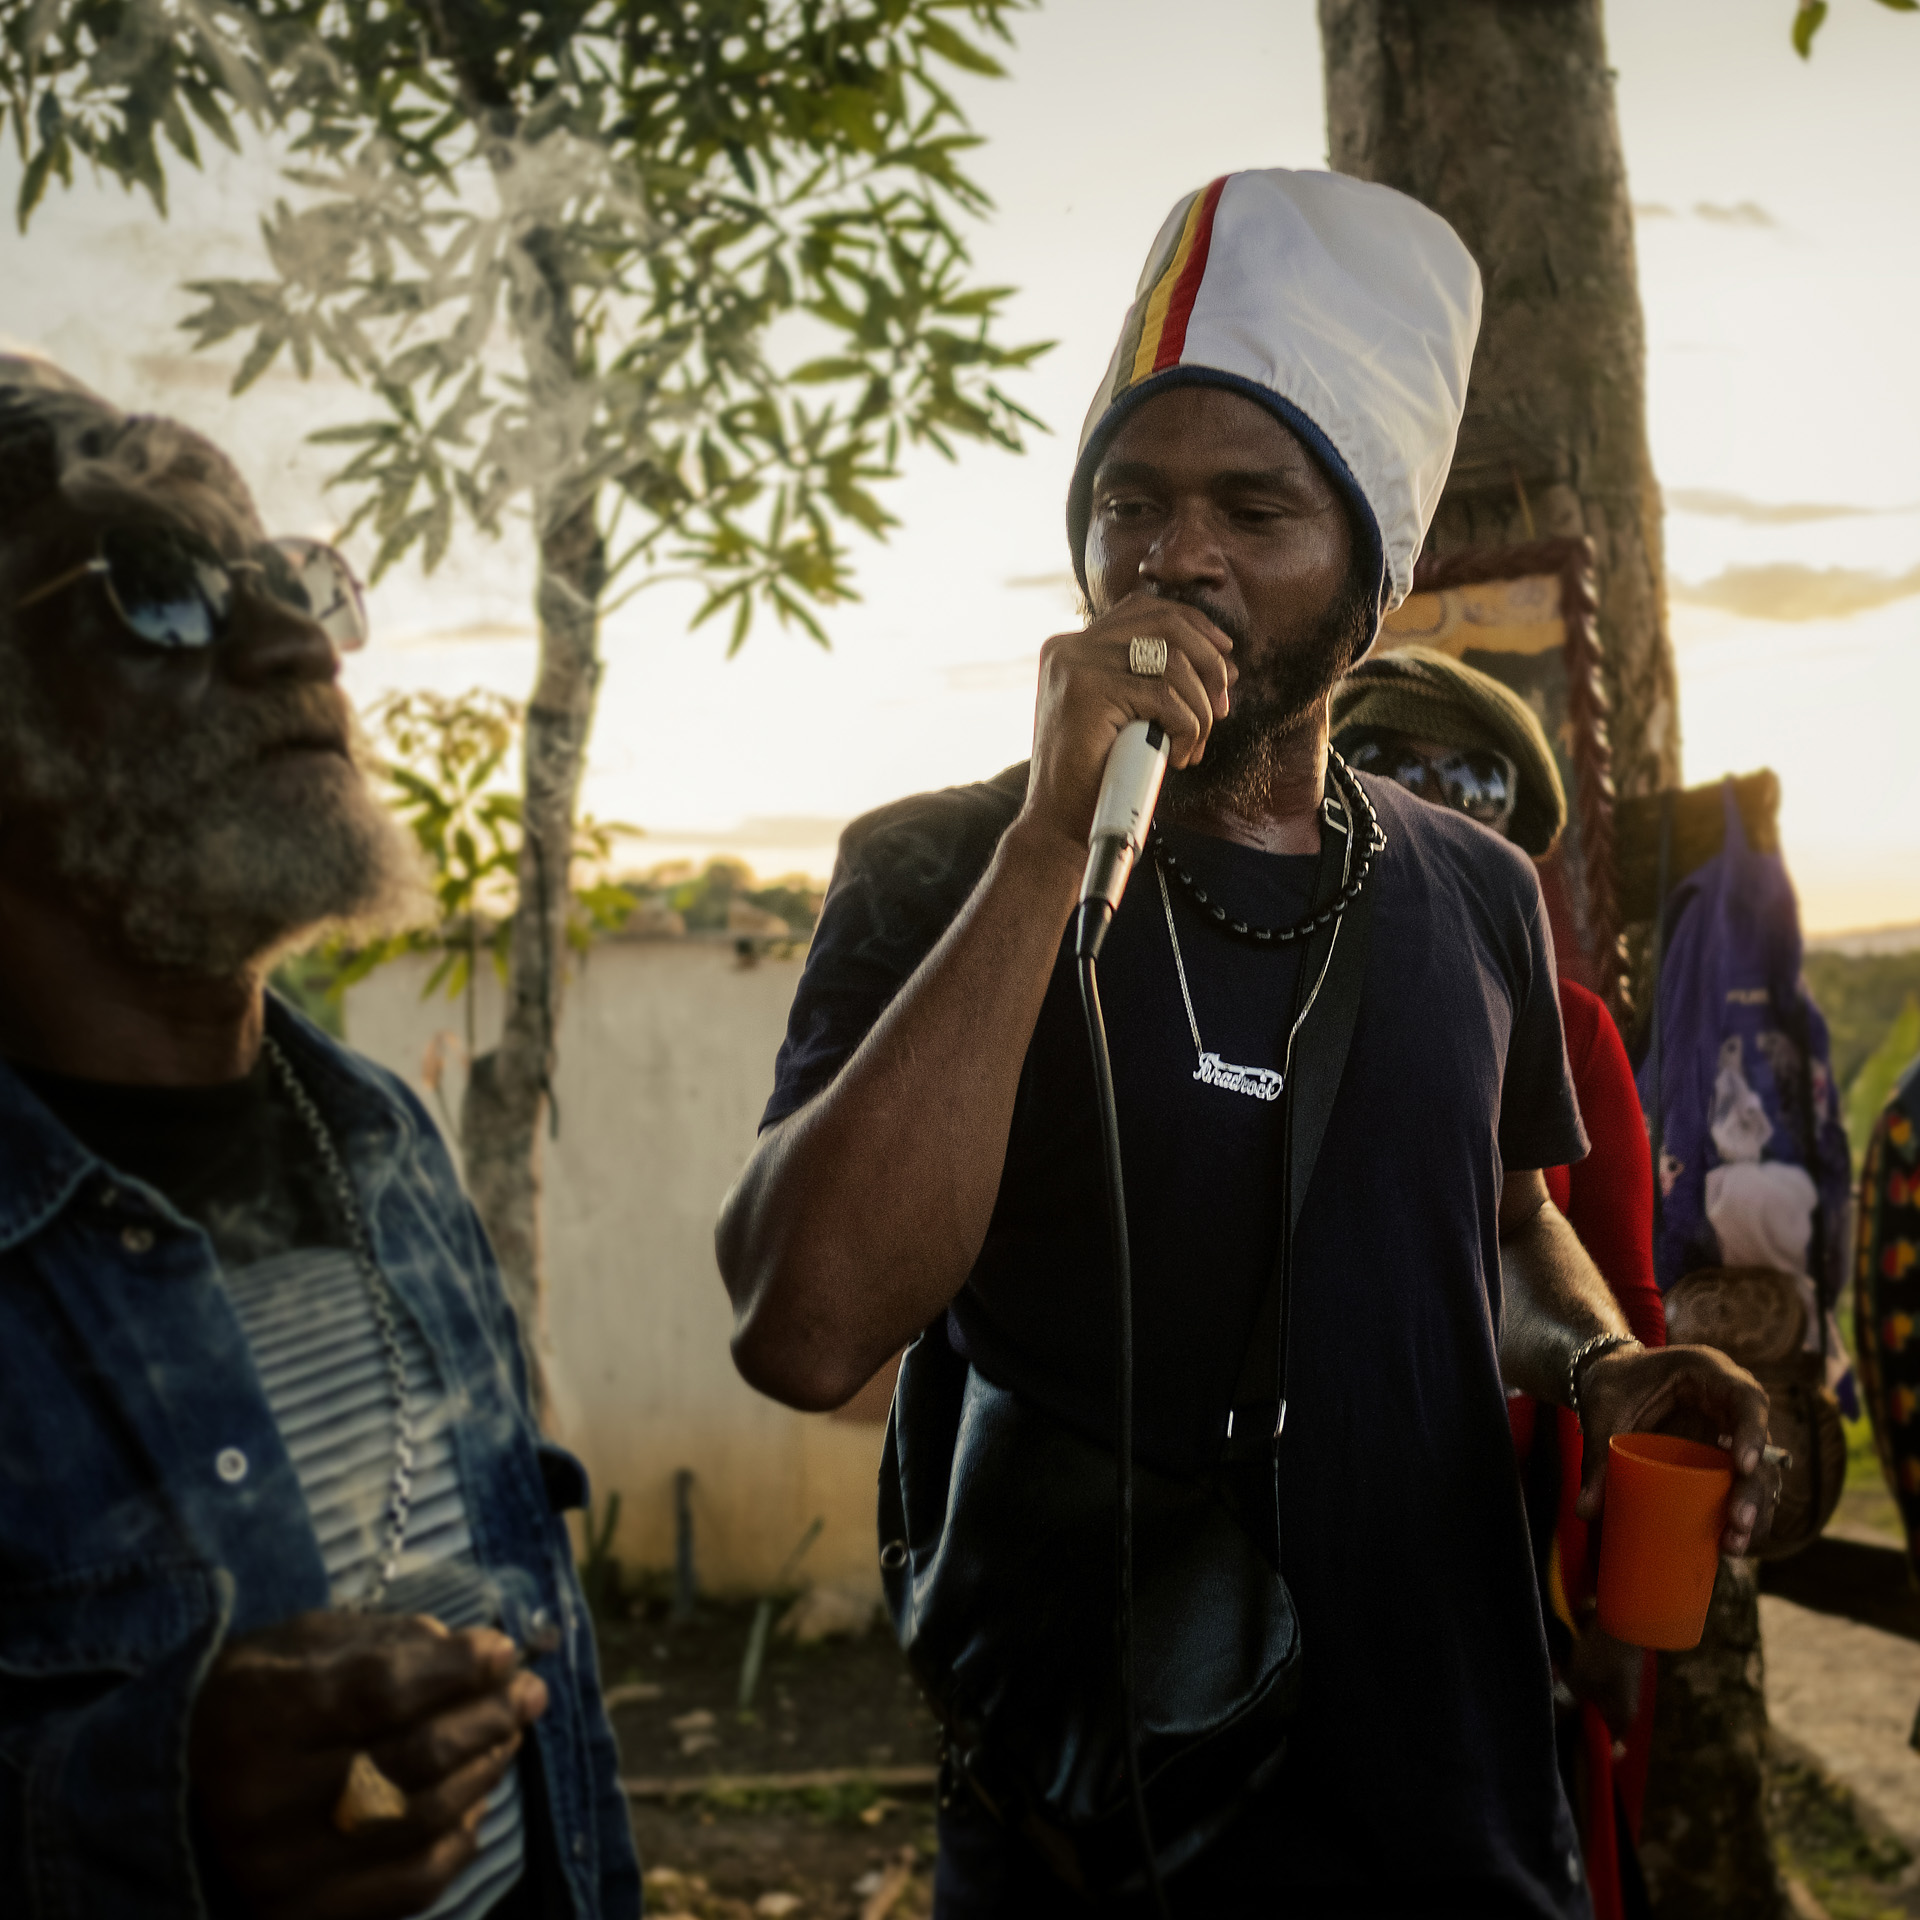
[1855,1057,1920,1579]
[1635,784,1853,1399]
[0,998,638,1919]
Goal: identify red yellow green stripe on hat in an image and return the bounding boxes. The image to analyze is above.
[1066,169,1482,621]
[1111,176,1228,392]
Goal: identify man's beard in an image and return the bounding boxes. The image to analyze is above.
[0,659,427,979]
[1157,571,1374,817]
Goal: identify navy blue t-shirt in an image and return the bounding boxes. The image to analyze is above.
[763,767,1592,1916]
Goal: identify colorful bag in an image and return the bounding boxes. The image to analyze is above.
[1853,1056,1920,1587]
[1636,783,1854,1409]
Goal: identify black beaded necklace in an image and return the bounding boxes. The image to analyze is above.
[1149,749,1387,946]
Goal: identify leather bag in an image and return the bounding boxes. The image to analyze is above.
[877,813,1376,1896]
[1662,1264,1845,1557]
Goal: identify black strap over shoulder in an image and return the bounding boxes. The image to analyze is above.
[1221,788,1379,1461]
[877,771,1383,1893]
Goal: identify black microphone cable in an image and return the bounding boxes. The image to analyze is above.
[1074,904,1174,1920]
[1072,715,1173,1915]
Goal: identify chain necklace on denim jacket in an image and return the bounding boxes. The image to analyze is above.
[261,1035,415,1607]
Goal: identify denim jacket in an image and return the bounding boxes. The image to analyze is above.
[0,997,641,1919]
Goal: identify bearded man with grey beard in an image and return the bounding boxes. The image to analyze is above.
[0,357,638,1920]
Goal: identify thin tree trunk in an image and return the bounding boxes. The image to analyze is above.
[405,18,612,1416]
[461,499,603,1412]
[1319,0,1679,800]
[459,203,606,1415]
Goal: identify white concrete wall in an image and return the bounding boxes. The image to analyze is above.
[345,936,887,1599]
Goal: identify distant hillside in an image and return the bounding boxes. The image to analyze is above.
[1804,948,1920,1090]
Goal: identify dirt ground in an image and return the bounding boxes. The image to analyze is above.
[630,1801,935,1920]
[596,1598,941,1918]
[1762,1481,1920,1920]
[596,1599,941,1785]
[598,1582,1919,1920]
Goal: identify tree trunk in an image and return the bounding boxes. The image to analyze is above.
[1319,0,1679,800]
[459,203,606,1417]
[461,498,603,1414]
[1638,1558,1791,1920]
[1321,14,1779,1914]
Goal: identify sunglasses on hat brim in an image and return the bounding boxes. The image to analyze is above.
[13,523,369,654]
[1343,730,1519,833]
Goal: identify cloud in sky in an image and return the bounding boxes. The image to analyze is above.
[1667,488,1919,525]
[384,620,536,649]
[1693,200,1778,228]
[1669,561,1920,621]
[1633,201,1778,228]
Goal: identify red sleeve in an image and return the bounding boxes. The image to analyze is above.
[1557,980,1666,1350]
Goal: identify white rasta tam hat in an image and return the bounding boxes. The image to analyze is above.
[1067,168,1482,627]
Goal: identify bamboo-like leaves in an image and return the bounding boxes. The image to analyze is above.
[16,1,1049,654]
[319,688,639,995]
[1795,0,1917,54]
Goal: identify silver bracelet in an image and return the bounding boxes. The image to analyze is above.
[1568,1331,1639,1429]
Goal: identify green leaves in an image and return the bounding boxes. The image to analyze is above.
[320,688,639,995]
[914,14,1007,78]
[4,0,278,228]
[14,0,1049,661]
[1795,0,1915,54]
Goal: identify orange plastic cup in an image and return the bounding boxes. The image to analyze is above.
[1595,1433,1732,1651]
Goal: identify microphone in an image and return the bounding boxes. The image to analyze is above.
[1074,719,1170,960]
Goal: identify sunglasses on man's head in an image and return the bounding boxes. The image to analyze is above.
[1343,729,1519,832]
[13,523,369,653]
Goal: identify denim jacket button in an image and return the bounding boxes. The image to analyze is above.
[216,1448,249,1484]
[120,1224,155,1254]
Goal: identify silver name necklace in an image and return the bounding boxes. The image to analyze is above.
[1155,798,1354,1102]
[262,1034,416,1607]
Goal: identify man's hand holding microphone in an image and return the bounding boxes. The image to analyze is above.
[1012,589,1236,904]
[716,586,1245,1413]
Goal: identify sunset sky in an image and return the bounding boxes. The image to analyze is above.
[4,0,1916,933]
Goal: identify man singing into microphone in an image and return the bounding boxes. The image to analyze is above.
[717,171,1778,1916]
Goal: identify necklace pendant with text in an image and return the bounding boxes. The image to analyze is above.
[1193,1053,1284,1102]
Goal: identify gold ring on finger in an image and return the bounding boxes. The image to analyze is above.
[1127,635,1169,677]
[333,1750,410,1832]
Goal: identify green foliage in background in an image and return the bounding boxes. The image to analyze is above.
[5,0,1049,649]
[644,856,823,935]
[342,688,526,1001]
[1805,952,1920,1090]
[1769,1753,1913,1920]
[1794,0,1917,58]
[270,948,346,1036]
[319,687,637,1001]
[1844,995,1920,1173]
[1805,950,1920,1173]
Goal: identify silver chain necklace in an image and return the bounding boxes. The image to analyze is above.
[262,1035,416,1607]
[1156,800,1354,1102]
